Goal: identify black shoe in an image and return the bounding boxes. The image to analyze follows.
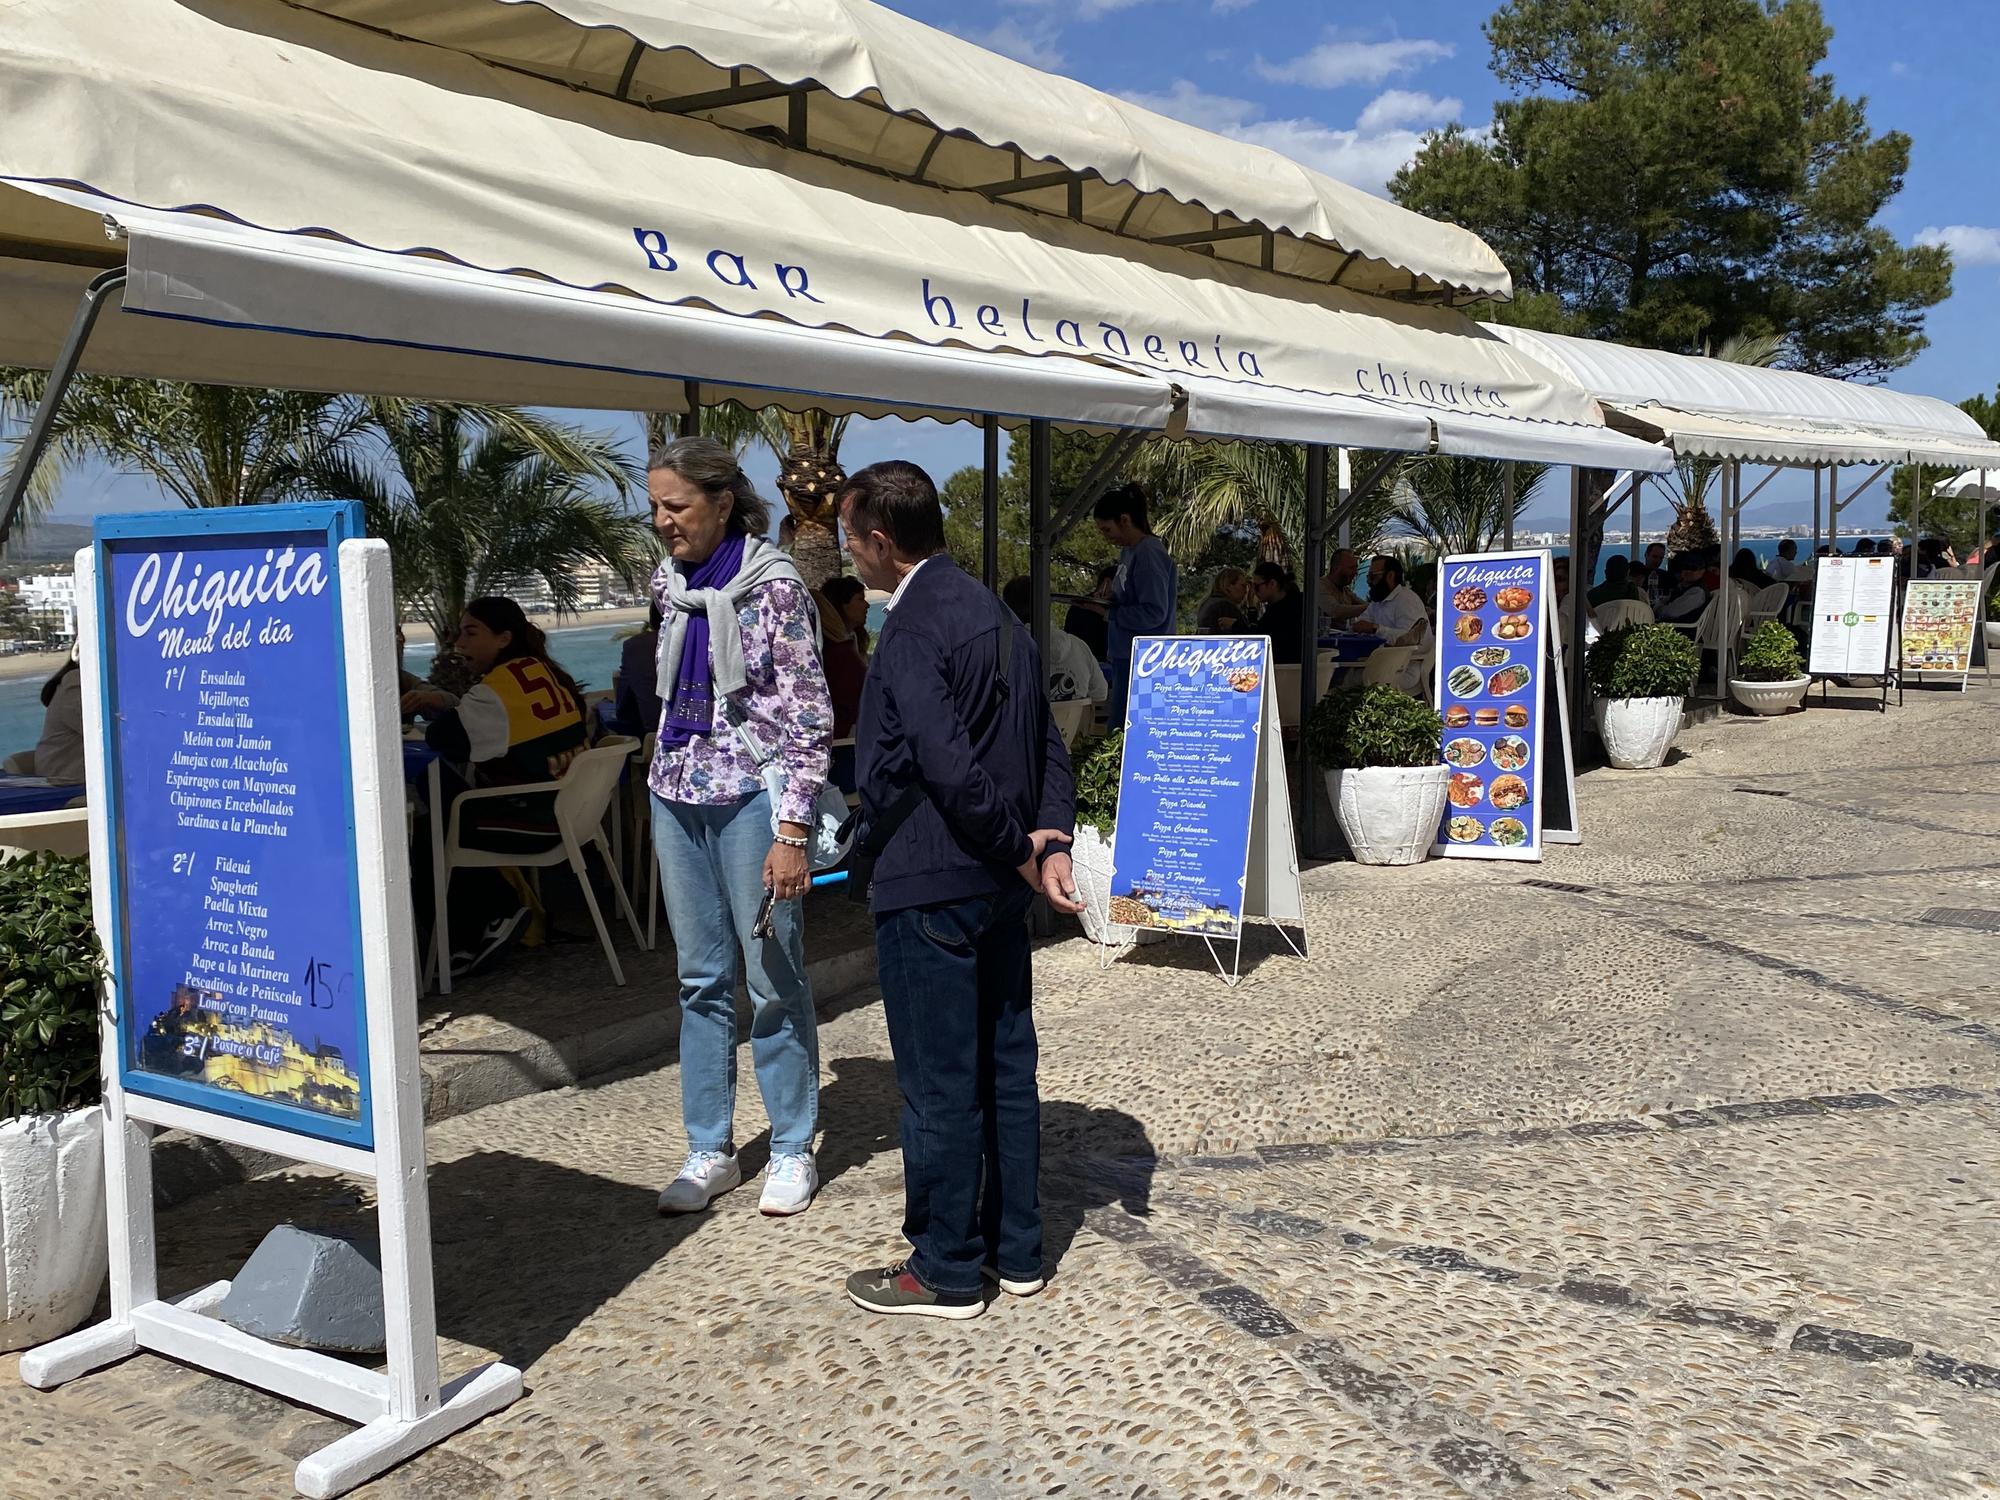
[452,907,527,979]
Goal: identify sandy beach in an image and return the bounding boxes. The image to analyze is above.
[0,604,652,683]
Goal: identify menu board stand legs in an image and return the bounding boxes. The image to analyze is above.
[21,527,521,1498]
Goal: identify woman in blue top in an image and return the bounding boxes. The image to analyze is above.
[1088,482,1179,729]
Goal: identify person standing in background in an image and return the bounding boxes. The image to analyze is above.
[837,461,1083,1319]
[1089,483,1178,728]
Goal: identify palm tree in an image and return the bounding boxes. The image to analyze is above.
[1389,455,1549,558]
[308,402,649,651]
[1135,440,1400,569]
[1666,332,1785,555]
[0,371,354,551]
[641,402,849,588]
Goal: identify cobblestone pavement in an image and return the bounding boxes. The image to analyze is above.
[5,684,2000,1498]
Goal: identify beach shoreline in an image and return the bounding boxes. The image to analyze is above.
[0,605,652,682]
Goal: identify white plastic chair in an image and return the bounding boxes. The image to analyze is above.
[431,738,648,991]
[1049,698,1090,747]
[1361,645,1416,688]
[0,807,89,861]
[1744,582,1789,628]
[1594,598,1654,633]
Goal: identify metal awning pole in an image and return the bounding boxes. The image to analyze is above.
[1299,444,1329,855]
[1630,473,1642,561]
[676,380,701,438]
[1719,461,1738,693]
[1811,466,1821,556]
[981,416,1000,591]
[1828,466,1840,553]
[1028,419,1053,676]
[1910,453,1921,554]
[1502,461,1516,550]
[1565,468,1584,734]
[0,268,127,556]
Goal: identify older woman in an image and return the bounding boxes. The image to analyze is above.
[647,437,834,1219]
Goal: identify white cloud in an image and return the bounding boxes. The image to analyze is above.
[965,18,1066,70]
[1118,80,1445,195]
[1212,0,1257,11]
[1254,36,1453,89]
[1355,88,1461,133]
[1916,224,2000,266]
[1007,0,1159,18]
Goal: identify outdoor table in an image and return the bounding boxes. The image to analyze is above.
[0,774,84,816]
[1320,632,1386,661]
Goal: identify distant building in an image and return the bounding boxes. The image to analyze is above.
[18,571,77,641]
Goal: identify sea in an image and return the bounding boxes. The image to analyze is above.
[0,543,1821,759]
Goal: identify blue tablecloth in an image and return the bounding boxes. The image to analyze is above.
[0,776,84,816]
[1320,634,1386,662]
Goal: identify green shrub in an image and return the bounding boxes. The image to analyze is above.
[1586,624,1700,701]
[1304,684,1446,770]
[1735,621,1805,682]
[1072,731,1124,833]
[0,854,104,1118]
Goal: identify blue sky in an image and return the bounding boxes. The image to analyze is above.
[35,0,1998,535]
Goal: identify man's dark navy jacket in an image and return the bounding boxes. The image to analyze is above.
[855,555,1076,914]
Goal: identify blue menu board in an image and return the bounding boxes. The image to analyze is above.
[1110,636,1269,938]
[96,505,374,1149]
[1432,551,1548,861]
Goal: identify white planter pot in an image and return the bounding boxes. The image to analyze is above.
[1325,764,1452,866]
[1729,675,1811,716]
[1985,621,2000,651]
[1593,696,1685,769]
[0,1105,108,1353]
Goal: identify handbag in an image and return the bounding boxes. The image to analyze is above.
[729,713,854,872]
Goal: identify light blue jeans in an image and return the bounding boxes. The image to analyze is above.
[652,791,820,1156]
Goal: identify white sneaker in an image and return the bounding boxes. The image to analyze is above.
[656,1150,741,1214]
[982,1264,1047,1297]
[759,1153,818,1217]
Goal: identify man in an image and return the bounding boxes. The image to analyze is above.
[1250,563,1306,664]
[1658,553,1710,623]
[1091,483,1179,728]
[1317,548,1367,631]
[1003,577,1108,704]
[838,461,1085,1319]
[1769,538,1812,583]
[1587,555,1647,610]
[1352,554,1431,646]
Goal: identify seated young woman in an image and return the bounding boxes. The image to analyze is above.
[403,596,587,977]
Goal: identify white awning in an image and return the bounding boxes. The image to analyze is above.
[1488,325,2000,468]
[1936,469,2000,499]
[0,0,1658,470]
[284,0,1511,302]
[1427,406,1671,473]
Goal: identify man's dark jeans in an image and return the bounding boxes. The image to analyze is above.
[875,885,1040,1297]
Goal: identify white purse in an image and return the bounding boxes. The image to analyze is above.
[729,714,854,872]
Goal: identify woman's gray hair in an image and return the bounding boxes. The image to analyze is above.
[647,434,774,539]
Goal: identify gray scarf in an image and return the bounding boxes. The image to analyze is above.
[654,533,811,726]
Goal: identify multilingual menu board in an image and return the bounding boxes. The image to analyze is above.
[1109,635,1268,938]
[1432,550,1548,861]
[1808,556,1896,677]
[98,505,373,1149]
[1899,579,1981,679]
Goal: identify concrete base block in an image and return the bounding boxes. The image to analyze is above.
[219,1226,386,1354]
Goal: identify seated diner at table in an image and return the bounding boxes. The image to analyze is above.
[1003,577,1108,703]
[610,602,664,738]
[1317,548,1367,631]
[1250,563,1307,663]
[1350,554,1432,647]
[1194,566,1250,634]
[402,596,588,977]
[1657,553,1711,624]
[1587,555,1647,610]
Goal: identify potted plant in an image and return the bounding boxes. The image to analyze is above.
[1586,624,1700,768]
[1729,621,1811,715]
[0,853,109,1353]
[1987,585,2000,652]
[1306,684,1450,866]
[1066,731,1156,946]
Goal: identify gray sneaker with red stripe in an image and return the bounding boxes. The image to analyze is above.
[845,1261,983,1319]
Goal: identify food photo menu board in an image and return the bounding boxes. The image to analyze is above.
[1899,579,1980,680]
[1109,635,1270,939]
[1432,551,1550,861]
[97,504,375,1150]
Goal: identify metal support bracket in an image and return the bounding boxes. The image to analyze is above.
[0,267,127,556]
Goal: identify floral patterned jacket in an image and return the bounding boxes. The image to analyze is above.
[646,570,834,827]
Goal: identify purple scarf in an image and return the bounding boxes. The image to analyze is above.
[659,531,746,750]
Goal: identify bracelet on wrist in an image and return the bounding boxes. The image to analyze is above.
[773,832,809,849]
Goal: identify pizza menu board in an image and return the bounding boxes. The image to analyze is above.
[1109,635,1268,939]
[97,505,375,1150]
[1899,579,1980,678]
[1431,551,1547,862]
[1808,556,1896,676]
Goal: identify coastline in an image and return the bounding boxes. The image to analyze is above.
[0,604,653,683]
